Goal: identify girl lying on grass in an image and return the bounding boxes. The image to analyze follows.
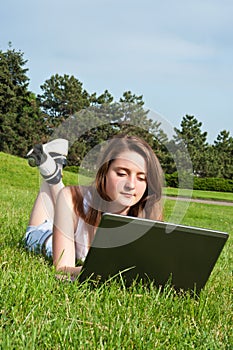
[25,134,164,278]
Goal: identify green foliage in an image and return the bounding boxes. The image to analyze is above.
[174,115,208,177]
[213,130,233,179]
[193,177,233,193]
[1,44,233,181]
[165,172,179,188]
[173,116,233,180]
[38,73,90,128]
[1,152,232,349]
[165,172,233,193]
[50,93,169,168]
[90,89,114,105]
[0,45,47,156]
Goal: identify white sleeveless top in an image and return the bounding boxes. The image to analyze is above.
[74,190,92,261]
[74,218,90,261]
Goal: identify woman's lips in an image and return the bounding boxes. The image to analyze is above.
[120,193,135,198]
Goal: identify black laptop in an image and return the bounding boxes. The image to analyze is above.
[78,213,229,292]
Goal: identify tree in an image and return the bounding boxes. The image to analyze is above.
[0,44,46,156]
[213,130,233,179]
[174,115,208,177]
[38,74,90,130]
[89,89,114,106]
[51,91,170,169]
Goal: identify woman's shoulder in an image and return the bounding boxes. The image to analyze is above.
[59,185,92,203]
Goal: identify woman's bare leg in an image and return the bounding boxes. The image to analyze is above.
[27,138,68,226]
[28,180,65,226]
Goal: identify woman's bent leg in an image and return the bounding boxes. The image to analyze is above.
[25,138,68,256]
[28,180,64,226]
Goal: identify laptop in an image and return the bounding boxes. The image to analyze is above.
[78,213,229,292]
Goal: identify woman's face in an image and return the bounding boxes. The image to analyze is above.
[105,151,147,214]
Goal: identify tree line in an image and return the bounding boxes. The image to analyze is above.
[0,44,232,181]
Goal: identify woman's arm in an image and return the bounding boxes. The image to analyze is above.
[52,186,81,275]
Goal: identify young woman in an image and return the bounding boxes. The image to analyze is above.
[25,134,164,277]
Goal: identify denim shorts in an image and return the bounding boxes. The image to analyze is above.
[25,220,53,257]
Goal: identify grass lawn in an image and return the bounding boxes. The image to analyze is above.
[164,187,233,203]
[0,152,232,349]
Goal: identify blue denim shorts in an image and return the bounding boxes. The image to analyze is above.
[25,220,53,257]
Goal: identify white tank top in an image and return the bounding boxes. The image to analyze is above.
[74,218,90,261]
[74,190,92,261]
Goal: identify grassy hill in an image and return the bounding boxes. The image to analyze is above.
[0,152,232,349]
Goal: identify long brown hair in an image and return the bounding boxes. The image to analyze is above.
[71,134,164,229]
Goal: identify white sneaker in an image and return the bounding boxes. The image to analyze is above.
[27,139,68,184]
[44,139,69,167]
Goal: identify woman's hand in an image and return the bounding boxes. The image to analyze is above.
[55,266,83,281]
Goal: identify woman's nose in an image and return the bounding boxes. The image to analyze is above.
[124,176,135,189]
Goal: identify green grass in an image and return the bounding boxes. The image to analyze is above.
[1,152,233,349]
[164,187,233,202]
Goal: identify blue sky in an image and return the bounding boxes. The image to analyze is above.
[1,0,233,143]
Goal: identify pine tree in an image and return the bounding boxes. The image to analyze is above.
[174,115,208,177]
[38,74,90,130]
[213,130,233,179]
[0,44,47,156]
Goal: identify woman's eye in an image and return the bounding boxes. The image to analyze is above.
[138,176,146,182]
[117,172,126,177]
